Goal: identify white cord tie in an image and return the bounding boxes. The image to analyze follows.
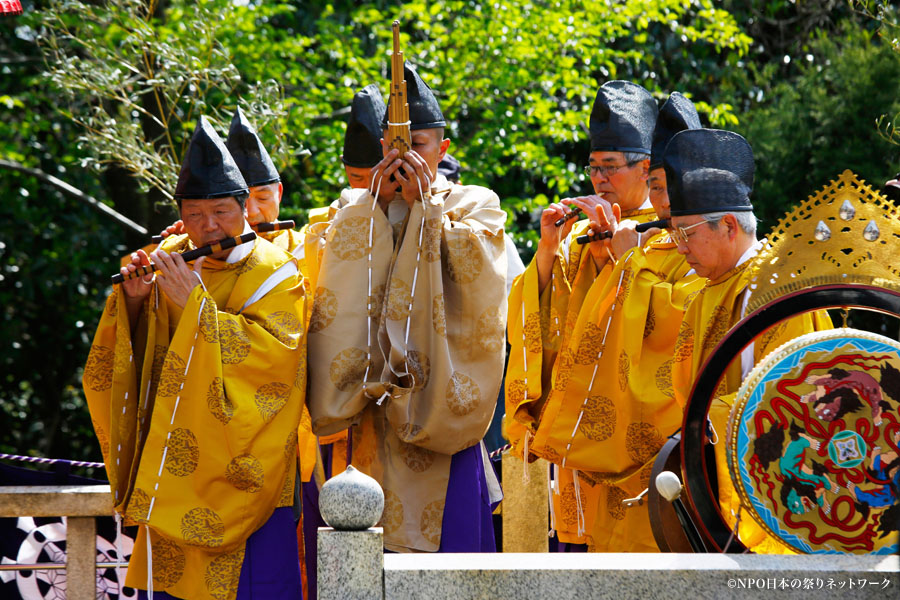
[145,524,154,599]
[573,469,586,538]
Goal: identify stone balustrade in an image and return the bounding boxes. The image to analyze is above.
[319,533,899,600]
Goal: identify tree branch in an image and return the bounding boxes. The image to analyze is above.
[0,158,149,235]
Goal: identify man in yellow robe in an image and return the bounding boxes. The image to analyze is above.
[543,92,707,552]
[84,117,306,600]
[666,128,831,553]
[306,65,506,553]
[505,81,665,550]
[225,107,305,258]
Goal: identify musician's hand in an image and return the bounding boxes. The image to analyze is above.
[151,249,204,309]
[583,199,619,268]
[372,147,403,205]
[120,249,154,330]
[395,150,434,207]
[120,249,154,301]
[537,203,574,255]
[535,203,576,294]
[566,195,611,229]
[157,220,185,240]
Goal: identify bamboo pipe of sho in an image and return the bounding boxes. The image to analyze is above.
[150,220,294,244]
[575,218,670,245]
[111,232,257,284]
[386,20,412,159]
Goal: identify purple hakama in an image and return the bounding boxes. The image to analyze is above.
[137,506,302,600]
[438,443,497,552]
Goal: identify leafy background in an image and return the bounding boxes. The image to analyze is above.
[1,0,899,468]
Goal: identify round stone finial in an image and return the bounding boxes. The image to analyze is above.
[319,465,385,530]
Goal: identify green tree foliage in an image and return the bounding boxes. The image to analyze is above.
[737,23,900,227]
[1,2,126,467]
[38,0,302,201]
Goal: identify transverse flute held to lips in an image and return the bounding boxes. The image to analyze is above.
[574,218,671,244]
[150,220,294,244]
[112,232,257,284]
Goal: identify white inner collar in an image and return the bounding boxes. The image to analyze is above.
[226,220,255,264]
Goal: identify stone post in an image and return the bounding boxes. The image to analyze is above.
[317,527,384,600]
[316,464,386,600]
[66,516,98,600]
[501,452,549,552]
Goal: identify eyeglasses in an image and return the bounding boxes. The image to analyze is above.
[670,219,717,245]
[583,160,640,178]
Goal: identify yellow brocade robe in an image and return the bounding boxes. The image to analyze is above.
[672,253,831,554]
[505,207,659,546]
[306,175,507,552]
[83,235,307,600]
[549,239,703,551]
[258,226,318,484]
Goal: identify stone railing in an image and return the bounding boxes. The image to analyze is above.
[318,457,900,600]
[0,485,119,600]
[319,529,899,600]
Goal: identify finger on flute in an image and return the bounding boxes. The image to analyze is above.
[151,220,295,243]
[554,208,583,227]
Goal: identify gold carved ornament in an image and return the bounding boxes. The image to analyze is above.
[747,169,900,312]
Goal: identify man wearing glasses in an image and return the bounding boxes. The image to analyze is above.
[506,80,666,551]
[667,128,831,553]
[544,92,708,553]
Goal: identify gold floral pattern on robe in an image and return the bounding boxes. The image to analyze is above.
[309,287,338,333]
[150,537,185,588]
[578,395,616,442]
[330,215,370,260]
[431,293,447,336]
[225,454,265,493]
[164,428,199,477]
[205,547,245,600]
[381,489,404,535]
[206,377,233,425]
[84,345,114,391]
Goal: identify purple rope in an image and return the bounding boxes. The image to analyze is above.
[0,453,104,469]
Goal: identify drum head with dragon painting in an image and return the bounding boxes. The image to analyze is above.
[728,328,900,554]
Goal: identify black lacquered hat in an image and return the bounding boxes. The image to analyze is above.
[343,84,387,168]
[650,92,701,170]
[663,128,755,217]
[381,64,446,131]
[589,80,657,154]
[226,107,280,187]
[174,116,249,201]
